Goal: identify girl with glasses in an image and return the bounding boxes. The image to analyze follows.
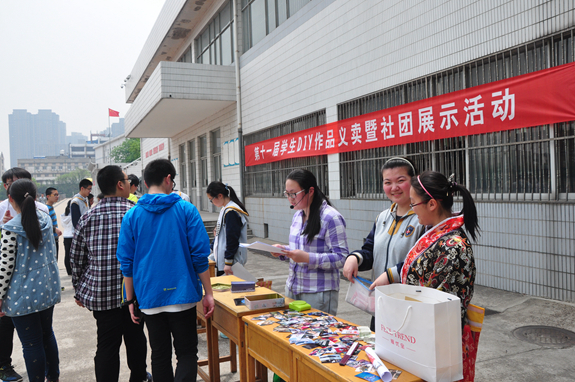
[270,169,348,315]
[343,157,425,330]
[207,182,249,276]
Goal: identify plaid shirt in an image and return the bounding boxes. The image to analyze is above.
[282,200,348,294]
[70,197,135,311]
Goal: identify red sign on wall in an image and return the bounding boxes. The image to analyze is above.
[245,62,575,166]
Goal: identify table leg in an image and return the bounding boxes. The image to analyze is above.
[255,360,268,382]
[230,339,238,373]
[209,324,220,382]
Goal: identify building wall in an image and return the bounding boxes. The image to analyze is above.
[241,0,575,302]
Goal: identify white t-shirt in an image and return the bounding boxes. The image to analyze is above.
[0,199,50,227]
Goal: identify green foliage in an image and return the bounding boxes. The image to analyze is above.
[55,168,91,185]
[110,138,141,164]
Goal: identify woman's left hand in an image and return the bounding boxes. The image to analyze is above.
[224,264,233,275]
[282,249,310,263]
[370,272,390,290]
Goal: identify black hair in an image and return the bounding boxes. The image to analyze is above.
[65,199,72,216]
[79,178,93,190]
[207,181,248,213]
[128,174,140,187]
[97,165,124,196]
[97,193,104,200]
[88,194,94,200]
[2,167,32,183]
[381,157,416,178]
[144,159,176,188]
[411,171,480,241]
[8,179,42,249]
[45,187,57,196]
[11,167,32,180]
[286,169,331,244]
[1,169,13,184]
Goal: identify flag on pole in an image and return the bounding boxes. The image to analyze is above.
[109,108,120,117]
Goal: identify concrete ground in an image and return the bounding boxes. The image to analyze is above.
[6,199,575,381]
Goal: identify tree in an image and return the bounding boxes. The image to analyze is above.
[55,168,91,185]
[110,138,141,164]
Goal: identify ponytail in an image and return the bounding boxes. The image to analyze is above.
[206,181,248,214]
[412,171,480,241]
[8,179,42,249]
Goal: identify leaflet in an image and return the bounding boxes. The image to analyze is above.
[239,241,287,254]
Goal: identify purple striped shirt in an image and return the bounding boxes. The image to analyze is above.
[283,200,348,294]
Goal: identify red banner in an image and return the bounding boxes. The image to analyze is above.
[245,62,575,166]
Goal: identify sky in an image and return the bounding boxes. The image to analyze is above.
[0,1,166,167]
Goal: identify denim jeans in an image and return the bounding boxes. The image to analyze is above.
[0,315,15,367]
[11,306,59,382]
[144,306,198,382]
[92,306,148,382]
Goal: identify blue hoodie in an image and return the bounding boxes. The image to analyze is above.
[116,193,210,310]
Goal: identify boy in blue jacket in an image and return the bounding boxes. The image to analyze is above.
[117,159,214,381]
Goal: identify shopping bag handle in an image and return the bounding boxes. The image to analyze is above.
[377,296,412,334]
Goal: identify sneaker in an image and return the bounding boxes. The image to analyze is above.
[219,332,228,339]
[0,365,23,382]
[144,372,153,382]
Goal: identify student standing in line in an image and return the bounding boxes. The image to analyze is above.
[70,178,92,228]
[0,179,61,382]
[45,187,62,259]
[60,200,74,276]
[117,159,214,382]
[70,165,151,382]
[127,174,140,203]
[207,181,249,276]
[343,157,425,330]
[271,169,348,316]
[0,167,50,382]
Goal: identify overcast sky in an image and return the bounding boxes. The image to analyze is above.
[0,1,166,167]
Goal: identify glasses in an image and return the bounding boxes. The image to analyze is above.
[172,180,176,189]
[409,201,427,208]
[283,189,305,199]
[124,178,132,184]
[209,197,214,204]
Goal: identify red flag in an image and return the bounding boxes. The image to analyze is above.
[108,108,120,117]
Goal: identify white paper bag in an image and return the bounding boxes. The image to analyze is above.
[374,284,463,382]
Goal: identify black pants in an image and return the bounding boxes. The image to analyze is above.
[64,238,72,275]
[92,306,148,382]
[55,240,59,261]
[144,307,198,382]
[0,315,14,367]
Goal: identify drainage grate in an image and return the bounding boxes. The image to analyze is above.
[512,326,575,348]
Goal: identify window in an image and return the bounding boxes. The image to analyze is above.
[195,1,234,65]
[211,130,222,183]
[244,110,328,197]
[242,0,312,51]
[177,46,192,63]
[338,28,575,201]
[188,139,197,190]
[179,144,187,189]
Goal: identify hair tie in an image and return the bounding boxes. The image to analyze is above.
[225,183,229,191]
[417,176,435,200]
[24,192,30,198]
[447,174,457,195]
[385,157,416,174]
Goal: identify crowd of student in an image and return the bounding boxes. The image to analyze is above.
[0,156,479,382]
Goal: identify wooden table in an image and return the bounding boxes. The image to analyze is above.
[243,308,424,382]
[197,275,293,382]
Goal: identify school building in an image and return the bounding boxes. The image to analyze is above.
[124,0,575,302]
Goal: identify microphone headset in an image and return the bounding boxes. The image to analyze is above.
[290,189,307,209]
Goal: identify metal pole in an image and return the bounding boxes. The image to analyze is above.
[233,0,245,202]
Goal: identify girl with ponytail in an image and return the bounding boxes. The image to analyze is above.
[0,179,61,382]
[207,181,249,276]
[375,170,480,381]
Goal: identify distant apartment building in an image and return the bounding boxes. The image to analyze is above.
[66,132,89,146]
[111,118,125,138]
[0,152,4,175]
[9,109,67,167]
[17,156,90,185]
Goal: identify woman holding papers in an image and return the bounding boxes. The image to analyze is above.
[343,157,425,330]
[271,169,348,315]
[207,181,249,276]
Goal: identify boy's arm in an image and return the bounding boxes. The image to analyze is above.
[198,269,214,318]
